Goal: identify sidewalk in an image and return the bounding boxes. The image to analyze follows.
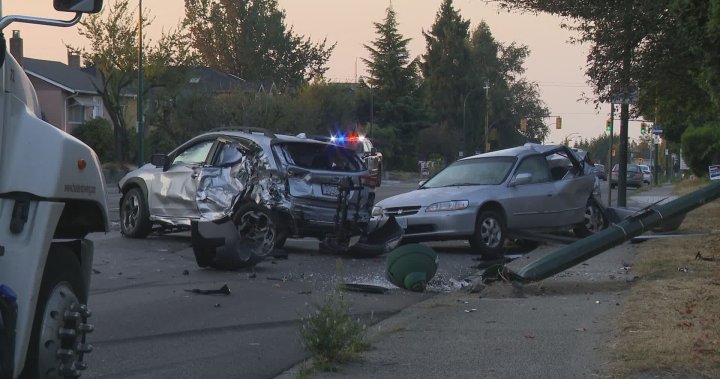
[276,184,677,379]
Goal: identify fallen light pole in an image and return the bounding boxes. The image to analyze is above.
[485,181,720,283]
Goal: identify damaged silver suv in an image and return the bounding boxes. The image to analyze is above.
[118,128,402,269]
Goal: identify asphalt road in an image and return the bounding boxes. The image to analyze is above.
[84,179,492,379]
[89,177,649,378]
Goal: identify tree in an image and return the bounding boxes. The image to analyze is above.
[363,4,426,169]
[183,0,335,86]
[421,0,472,141]
[72,0,196,163]
[459,21,550,152]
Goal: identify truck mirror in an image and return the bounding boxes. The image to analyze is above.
[54,0,104,14]
[370,147,377,155]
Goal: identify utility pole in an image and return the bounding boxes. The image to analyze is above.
[137,0,144,167]
[483,80,490,152]
[618,101,629,207]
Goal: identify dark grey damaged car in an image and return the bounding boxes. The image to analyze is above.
[118,128,402,269]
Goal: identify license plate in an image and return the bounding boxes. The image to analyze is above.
[321,184,340,196]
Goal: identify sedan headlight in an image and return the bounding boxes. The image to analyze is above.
[371,206,384,217]
[426,200,469,212]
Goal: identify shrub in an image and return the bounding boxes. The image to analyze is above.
[299,290,368,370]
[71,117,114,162]
[680,122,720,177]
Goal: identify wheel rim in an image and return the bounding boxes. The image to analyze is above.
[480,217,503,248]
[236,210,276,257]
[38,283,93,378]
[584,203,604,233]
[121,193,140,232]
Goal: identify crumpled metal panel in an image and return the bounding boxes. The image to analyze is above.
[196,148,288,221]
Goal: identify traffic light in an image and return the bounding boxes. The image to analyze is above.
[605,118,612,131]
[555,117,562,129]
[640,122,647,135]
[520,118,528,132]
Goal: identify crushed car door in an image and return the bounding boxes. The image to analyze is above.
[503,154,557,229]
[544,149,594,225]
[195,138,261,221]
[148,139,216,219]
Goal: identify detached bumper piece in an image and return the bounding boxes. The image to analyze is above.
[192,219,264,269]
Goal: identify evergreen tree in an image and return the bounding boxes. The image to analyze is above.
[421,0,471,146]
[362,4,425,169]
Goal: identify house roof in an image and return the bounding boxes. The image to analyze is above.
[23,57,100,94]
[186,67,245,93]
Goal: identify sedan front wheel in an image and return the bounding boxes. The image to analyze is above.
[574,198,607,237]
[469,210,506,259]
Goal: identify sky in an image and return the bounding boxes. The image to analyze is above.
[3,0,647,144]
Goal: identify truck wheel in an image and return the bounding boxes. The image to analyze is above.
[120,187,152,238]
[469,210,506,259]
[21,246,92,379]
[574,198,607,237]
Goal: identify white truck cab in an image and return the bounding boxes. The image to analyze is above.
[0,1,107,378]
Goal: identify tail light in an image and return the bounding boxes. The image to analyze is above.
[361,175,377,189]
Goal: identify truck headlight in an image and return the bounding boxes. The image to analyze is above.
[371,206,384,217]
[426,200,469,212]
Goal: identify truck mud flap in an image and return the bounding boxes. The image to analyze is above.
[191,219,261,268]
[485,181,720,283]
[0,285,17,379]
[347,215,404,258]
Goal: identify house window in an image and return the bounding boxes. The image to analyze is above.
[93,96,103,118]
[68,104,85,124]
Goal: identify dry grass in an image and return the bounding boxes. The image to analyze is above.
[611,183,720,378]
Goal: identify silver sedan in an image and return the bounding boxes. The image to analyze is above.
[373,144,606,258]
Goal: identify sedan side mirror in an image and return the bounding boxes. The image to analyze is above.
[509,172,532,187]
[150,153,169,171]
[418,180,427,188]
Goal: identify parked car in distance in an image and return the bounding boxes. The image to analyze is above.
[593,163,607,181]
[118,127,400,269]
[372,143,607,258]
[638,164,653,184]
[313,133,384,186]
[610,163,644,188]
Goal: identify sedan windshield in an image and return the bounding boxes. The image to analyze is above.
[422,157,517,188]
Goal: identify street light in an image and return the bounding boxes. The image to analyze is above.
[562,132,580,146]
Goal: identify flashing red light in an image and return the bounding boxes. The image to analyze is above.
[330,132,365,144]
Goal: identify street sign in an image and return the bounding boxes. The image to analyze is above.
[652,128,663,135]
[710,165,720,181]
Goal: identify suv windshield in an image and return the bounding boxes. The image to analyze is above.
[275,142,364,172]
[423,156,517,188]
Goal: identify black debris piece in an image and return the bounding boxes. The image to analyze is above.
[182,270,190,276]
[341,283,389,294]
[185,284,231,296]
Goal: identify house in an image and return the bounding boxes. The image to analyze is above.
[9,30,112,133]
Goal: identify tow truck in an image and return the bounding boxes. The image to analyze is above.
[0,1,107,378]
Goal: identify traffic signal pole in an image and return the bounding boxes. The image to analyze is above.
[607,105,614,207]
[618,103,629,207]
